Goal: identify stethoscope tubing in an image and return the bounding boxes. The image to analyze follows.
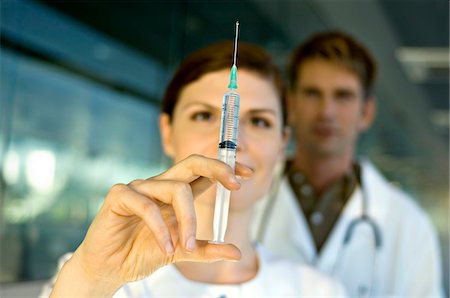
[256,165,383,298]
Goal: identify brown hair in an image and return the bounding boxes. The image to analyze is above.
[161,41,286,125]
[288,31,377,99]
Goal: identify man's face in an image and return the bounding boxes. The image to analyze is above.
[288,58,374,158]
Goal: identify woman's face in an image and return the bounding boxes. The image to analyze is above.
[160,69,287,208]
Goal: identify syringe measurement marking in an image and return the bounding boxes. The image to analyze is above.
[223,94,239,141]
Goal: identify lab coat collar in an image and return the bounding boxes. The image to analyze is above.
[283,178,364,268]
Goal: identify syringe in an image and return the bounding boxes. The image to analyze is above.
[211,21,240,244]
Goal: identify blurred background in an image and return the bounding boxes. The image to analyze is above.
[0,0,448,296]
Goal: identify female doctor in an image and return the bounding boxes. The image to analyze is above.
[41,41,347,297]
[252,31,444,298]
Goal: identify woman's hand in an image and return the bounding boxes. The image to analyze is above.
[50,154,252,297]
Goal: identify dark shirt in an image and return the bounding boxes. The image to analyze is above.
[286,161,358,252]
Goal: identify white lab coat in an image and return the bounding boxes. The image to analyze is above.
[39,245,347,297]
[114,245,347,297]
[251,160,444,297]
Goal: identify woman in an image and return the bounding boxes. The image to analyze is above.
[42,41,346,297]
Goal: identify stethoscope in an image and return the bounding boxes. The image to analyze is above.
[338,171,382,298]
[255,163,383,298]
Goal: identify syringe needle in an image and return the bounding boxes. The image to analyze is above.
[233,21,239,66]
[211,21,241,244]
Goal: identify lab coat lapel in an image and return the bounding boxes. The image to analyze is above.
[360,160,389,224]
[279,178,318,263]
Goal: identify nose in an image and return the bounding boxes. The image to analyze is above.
[318,96,336,119]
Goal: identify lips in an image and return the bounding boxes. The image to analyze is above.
[313,125,336,137]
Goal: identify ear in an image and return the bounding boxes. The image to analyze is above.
[359,97,377,132]
[159,114,175,158]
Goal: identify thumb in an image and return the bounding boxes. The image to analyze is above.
[175,240,241,263]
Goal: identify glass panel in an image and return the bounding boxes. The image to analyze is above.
[0,49,165,282]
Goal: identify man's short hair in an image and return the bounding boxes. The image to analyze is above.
[288,31,377,99]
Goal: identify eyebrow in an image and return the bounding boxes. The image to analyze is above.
[299,86,360,97]
[179,101,218,110]
[247,108,277,118]
[247,108,277,116]
[335,88,358,96]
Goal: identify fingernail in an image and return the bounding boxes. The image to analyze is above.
[186,236,196,252]
[227,259,240,262]
[229,176,240,185]
[165,242,174,255]
[215,258,239,263]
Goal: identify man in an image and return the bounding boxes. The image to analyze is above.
[252,31,443,297]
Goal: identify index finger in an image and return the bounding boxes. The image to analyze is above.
[189,162,254,197]
[153,154,251,191]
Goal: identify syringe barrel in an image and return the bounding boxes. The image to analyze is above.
[212,90,240,243]
[213,149,234,243]
[218,90,240,156]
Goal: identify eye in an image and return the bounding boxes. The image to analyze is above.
[301,88,320,99]
[250,116,272,128]
[191,111,213,122]
[335,90,356,102]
